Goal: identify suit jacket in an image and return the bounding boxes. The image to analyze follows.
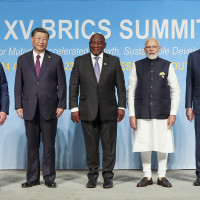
[69,53,126,121]
[0,63,9,114]
[186,50,200,114]
[14,50,67,120]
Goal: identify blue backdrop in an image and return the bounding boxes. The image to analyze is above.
[0,0,198,170]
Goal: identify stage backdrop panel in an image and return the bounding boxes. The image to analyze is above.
[0,0,198,169]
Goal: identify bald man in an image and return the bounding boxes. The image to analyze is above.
[69,33,126,188]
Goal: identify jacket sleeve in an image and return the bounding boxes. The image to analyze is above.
[14,57,23,110]
[185,54,193,108]
[57,56,67,109]
[69,57,80,109]
[0,63,9,114]
[115,57,126,108]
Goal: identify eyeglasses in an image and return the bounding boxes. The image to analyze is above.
[145,46,159,49]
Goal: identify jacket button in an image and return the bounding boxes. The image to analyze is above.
[37,82,39,85]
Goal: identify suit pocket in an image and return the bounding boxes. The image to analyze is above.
[79,96,87,100]
[193,88,200,97]
[23,95,28,100]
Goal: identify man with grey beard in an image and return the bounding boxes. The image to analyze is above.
[128,38,180,188]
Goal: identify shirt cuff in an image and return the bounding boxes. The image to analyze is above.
[170,110,177,116]
[129,112,135,117]
[118,107,125,110]
[71,107,79,112]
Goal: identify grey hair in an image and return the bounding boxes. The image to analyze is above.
[145,38,160,47]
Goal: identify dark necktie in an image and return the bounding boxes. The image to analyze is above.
[94,56,100,82]
[35,55,40,77]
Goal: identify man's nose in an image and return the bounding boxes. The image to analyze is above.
[39,39,44,43]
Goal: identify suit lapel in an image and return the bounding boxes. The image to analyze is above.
[99,53,109,84]
[195,50,200,68]
[27,50,37,77]
[39,50,51,80]
[86,53,98,83]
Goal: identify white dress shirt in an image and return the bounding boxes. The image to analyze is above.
[33,50,45,67]
[71,52,125,112]
[91,52,104,72]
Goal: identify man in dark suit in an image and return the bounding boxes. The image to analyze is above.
[69,33,126,188]
[186,50,200,186]
[15,28,66,188]
[0,63,9,125]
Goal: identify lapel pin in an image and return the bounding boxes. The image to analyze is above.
[159,72,165,78]
[104,63,107,66]
[48,56,51,59]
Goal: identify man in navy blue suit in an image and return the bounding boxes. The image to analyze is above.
[0,63,9,125]
[186,50,200,186]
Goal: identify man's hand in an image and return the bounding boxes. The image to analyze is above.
[56,108,64,118]
[117,109,125,122]
[17,108,23,119]
[0,112,7,126]
[71,111,80,123]
[129,116,137,130]
[167,115,176,129]
[186,108,194,122]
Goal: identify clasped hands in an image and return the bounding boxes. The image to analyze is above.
[129,115,176,130]
[71,109,125,124]
[16,108,64,119]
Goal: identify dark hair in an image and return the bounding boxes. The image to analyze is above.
[90,33,106,44]
[31,27,50,38]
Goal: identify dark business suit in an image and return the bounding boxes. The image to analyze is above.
[0,63,9,114]
[186,50,200,177]
[69,53,126,179]
[15,50,66,182]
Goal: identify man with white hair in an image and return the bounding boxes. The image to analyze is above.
[128,38,180,187]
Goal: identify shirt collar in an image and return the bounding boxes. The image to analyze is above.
[33,50,45,58]
[145,56,160,63]
[91,52,104,60]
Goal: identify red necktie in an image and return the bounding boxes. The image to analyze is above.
[35,55,40,77]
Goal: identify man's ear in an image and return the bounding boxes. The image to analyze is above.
[31,37,33,44]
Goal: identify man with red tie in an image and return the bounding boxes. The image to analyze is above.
[15,28,66,188]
